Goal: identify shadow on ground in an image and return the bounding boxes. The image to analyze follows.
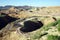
[20,20,43,33]
[0,13,19,30]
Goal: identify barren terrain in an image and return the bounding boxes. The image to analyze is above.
[0,6,60,40]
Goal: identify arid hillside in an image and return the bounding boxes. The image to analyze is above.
[0,6,60,40]
[6,6,60,18]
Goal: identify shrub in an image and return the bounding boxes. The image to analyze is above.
[47,35,60,40]
[57,23,60,32]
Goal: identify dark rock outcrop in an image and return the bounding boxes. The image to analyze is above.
[0,13,19,30]
[20,20,43,32]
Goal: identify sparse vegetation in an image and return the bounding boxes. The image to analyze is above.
[56,20,60,32]
[0,6,60,40]
[47,35,60,40]
[30,19,60,40]
[57,23,60,32]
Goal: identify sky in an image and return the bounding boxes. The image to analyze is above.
[0,0,60,7]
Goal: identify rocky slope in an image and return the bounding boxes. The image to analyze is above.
[0,6,60,40]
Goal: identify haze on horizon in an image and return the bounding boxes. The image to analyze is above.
[0,0,60,7]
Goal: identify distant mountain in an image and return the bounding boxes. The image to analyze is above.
[15,6,32,10]
[0,5,13,10]
[0,5,32,10]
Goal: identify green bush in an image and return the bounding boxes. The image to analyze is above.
[57,23,60,32]
[47,35,60,40]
